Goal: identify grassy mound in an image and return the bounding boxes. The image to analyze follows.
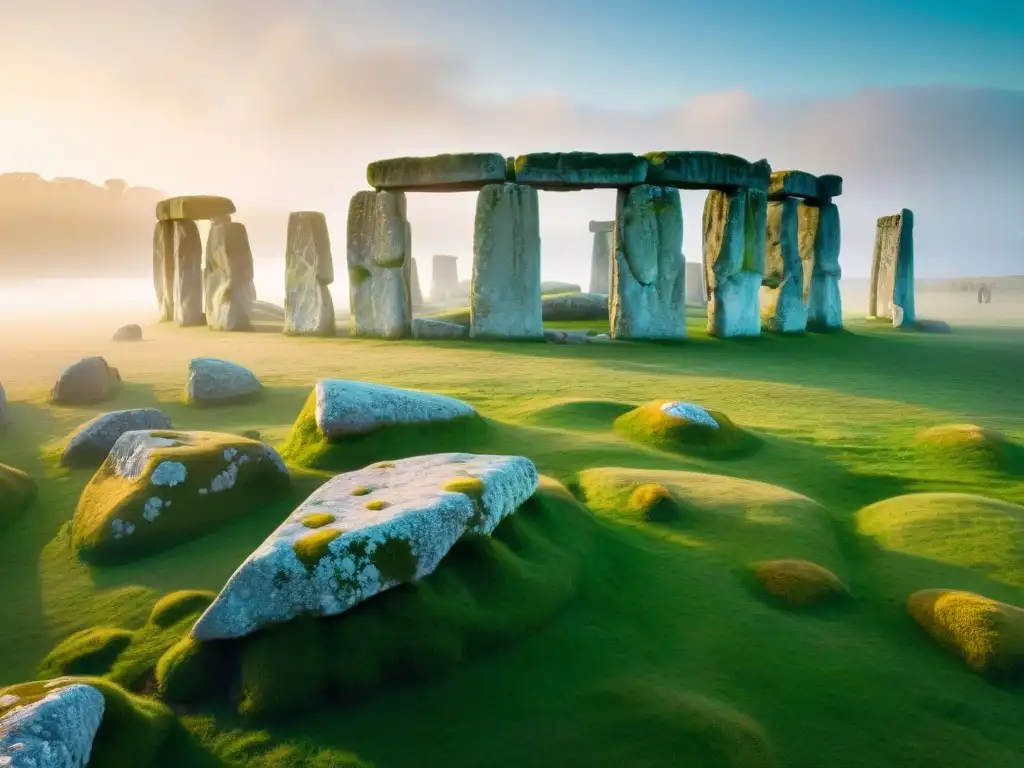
[630,483,687,522]
[148,589,216,628]
[749,559,850,609]
[72,431,290,564]
[913,424,1024,474]
[280,391,489,471]
[0,462,36,530]
[614,400,758,459]
[522,399,635,432]
[38,627,134,677]
[856,493,1024,588]
[908,589,1024,679]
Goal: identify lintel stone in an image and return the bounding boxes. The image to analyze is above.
[817,174,843,199]
[512,152,648,190]
[156,195,236,221]
[367,153,507,192]
[644,151,770,191]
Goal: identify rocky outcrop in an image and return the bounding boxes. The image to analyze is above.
[61,408,173,468]
[185,358,262,406]
[50,357,121,406]
[112,324,143,342]
[347,190,411,338]
[284,212,335,336]
[588,221,614,295]
[430,255,460,303]
[512,152,647,190]
[869,208,915,328]
[761,199,807,333]
[703,189,764,338]
[368,153,507,192]
[172,220,204,327]
[205,222,256,332]
[471,183,543,339]
[152,221,175,321]
[190,452,539,641]
[644,152,770,191]
[156,195,236,221]
[0,682,105,768]
[610,184,686,339]
[807,201,843,330]
[412,318,470,340]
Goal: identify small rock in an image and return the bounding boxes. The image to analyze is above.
[112,324,143,342]
[0,683,105,767]
[61,408,174,468]
[50,357,121,406]
[185,358,263,406]
[412,318,470,340]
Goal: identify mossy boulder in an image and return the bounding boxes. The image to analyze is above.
[913,424,1024,475]
[749,559,850,608]
[542,292,608,321]
[38,627,134,678]
[60,408,173,468]
[0,462,37,529]
[614,400,757,459]
[72,430,289,564]
[908,589,1024,679]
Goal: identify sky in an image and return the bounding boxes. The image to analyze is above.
[0,0,1022,288]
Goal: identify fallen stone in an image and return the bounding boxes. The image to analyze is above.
[431,255,460,303]
[544,330,568,344]
[185,358,262,406]
[471,183,543,339]
[72,430,289,563]
[172,220,204,327]
[367,153,507,192]
[152,221,175,322]
[112,323,143,342]
[205,222,256,332]
[412,318,470,340]
[284,211,335,336]
[542,292,608,322]
[703,189,764,338]
[51,357,121,406]
[610,184,686,339]
[807,201,843,330]
[869,208,914,328]
[156,195,236,221]
[0,682,105,768]
[767,170,819,201]
[311,378,476,439]
[347,190,412,339]
[190,452,539,641]
[61,408,174,469]
[0,382,8,430]
[541,281,581,295]
[761,199,807,333]
[512,152,647,190]
[644,151,770,191]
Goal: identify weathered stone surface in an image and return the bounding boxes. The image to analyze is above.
[869,209,915,328]
[543,292,608,322]
[817,174,843,199]
[644,151,770,191]
[431,255,460,303]
[807,202,843,330]
[0,382,7,430]
[367,153,507,192]
[409,257,425,308]
[112,323,143,342]
[284,211,335,336]
[156,195,236,221]
[589,228,613,294]
[610,185,686,339]
[313,379,476,439]
[51,357,121,406]
[61,408,173,468]
[703,189,764,338]
[412,317,470,340]
[205,222,255,332]
[347,190,411,339]
[768,170,818,201]
[471,183,543,339]
[761,199,807,333]
[152,220,175,321]
[0,682,104,768]
[72,430,289,563]
[512,152,647,190]
[589,220,614,234]
[191,452,539,641]
[185,358,262,406]
[684,260,706,307]
[172,220,204,327]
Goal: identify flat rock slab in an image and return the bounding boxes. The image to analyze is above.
[0,682,105,768]
[367,154,507,192]
[156,195,236,221]
[191,452,539,641]
[50,357,121,406]
[512,152,648,190]
[314,379,476,439]
[186,358,262,406]
[61,408,173,468]
[412,318,470,340]
[643,151,770,191]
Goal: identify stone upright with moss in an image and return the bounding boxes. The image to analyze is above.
[347,190,412,338]
[703,189,764,338]
[807,201,843,330]
[204,221,256,332]
[869,208,914,327]
[761,199,807,333]
[284,211,336,336]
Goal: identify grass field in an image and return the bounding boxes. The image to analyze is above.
[2,306,1024,767]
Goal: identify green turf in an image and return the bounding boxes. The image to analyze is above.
[2,315,1024,766]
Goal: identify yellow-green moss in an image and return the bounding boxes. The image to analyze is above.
[630,483,682,523]
[293,529,343,571]
[38,627,134,677]
[750,559,850,608]
[148,589,216,628]
[372,461,397,469]
[301,512,336,529]
[366,499,390,511]
[372,537,418,583]
[0,462,37,530]
[614,401,758,459]
[444,476,485,498]
[238,618,328,720]
[913,424,1024,474]
[155,636,216,704]
[351,485,373,496]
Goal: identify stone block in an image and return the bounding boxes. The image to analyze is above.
[807,201,843,330]
[869,208,914,327]
[367,153,507,192]
[512,152,648,190]
[644,151,770,191]
[703,189,763,338]
[205,222,255,332]
[684,260,706,307]
[172,220,204,327]
[817,174,843,199]
[768,170,819,200]
[761,199,807,333]
[346,190,411,338]
[589,229,613,294]
[152,220,175,321]
[431,255,460,303]
[156,195,236,221]
[285,211,335,336]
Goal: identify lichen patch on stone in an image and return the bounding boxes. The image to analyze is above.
[151,460,188,487]
[660,401,720,429]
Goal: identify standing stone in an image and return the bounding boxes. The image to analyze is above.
[761,199,807,333]
[684,261,706,307]
[205,222,255,332]
[346,190,411,339]
[703,189,764,338]
[431,255,460,303]
[152,221,175,321]
[869,209,915,327]
[807,201,843,330]
[610,184,686,340]
[588,220,614,294]
[471,183,543,339]
[172,220,204,327]
[284,211,335,336]
[409,258,425,309]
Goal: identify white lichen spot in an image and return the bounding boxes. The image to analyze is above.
[223,447,238,462]
[143,497,164,522]
[210,462,239,493]
[660,401,719,429]
[111,518,136,539]
[151,460,187,487]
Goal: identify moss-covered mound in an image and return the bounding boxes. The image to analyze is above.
[856,493,1024,588]
[159,478,596,720]
[72,430,290,564]
[630,483,687,522]
[908,589,1024,679]
[38,627,134,677]
[0,461,36,530]
[148,589,216,628]
[614,400,758,459]
[913,424,1024,474]
[749,559,850,609]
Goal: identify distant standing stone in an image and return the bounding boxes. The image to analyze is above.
[285,211,336,336]
[61,407,173,468]
[409,257,425,309]
[205,221,256,331]
[152,220,175,322]
[172,220,205,327]
[112,323,143,342]
[51,357,121,406]
[588,222,614,295]
[684,261,706,307]
[186,358,263,406]
[431,255,460,303]
[0,683,105,768]
[869,209,915,328]
[347,190,412,338]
